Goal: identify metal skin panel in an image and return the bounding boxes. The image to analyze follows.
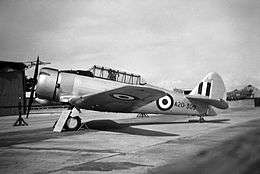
[70,76,207,115]
[58,73,135,103]
[36,68,59,101]
[36,69,209,115]
[35,68,227,116]
[133,92,205,116]
[71,86,166,113]
[190,72,226,100]
[58,72,75,96]
[72,74,130,96]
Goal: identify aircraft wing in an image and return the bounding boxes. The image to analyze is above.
[186,95,228,109]
[70,86,166,112]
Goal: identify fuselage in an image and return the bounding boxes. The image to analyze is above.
[36,68,209,116]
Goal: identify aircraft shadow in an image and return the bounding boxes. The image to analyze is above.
[85,120,179,137]
[83,118,230,136]
[0,119,230,147]
[83,118,229,136]
[187,119,230,123]
[120,119,230,126]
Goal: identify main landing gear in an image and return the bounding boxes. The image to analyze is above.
[137,113,149,118]
[64,116,81,131]
[53,107,82,132]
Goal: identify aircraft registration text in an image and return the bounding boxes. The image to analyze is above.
[174,101,196,110]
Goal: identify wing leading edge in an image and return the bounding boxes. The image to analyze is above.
[70,86,167,112]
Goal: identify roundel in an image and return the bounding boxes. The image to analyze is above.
[111,93,137,101]
[156,94,173,111]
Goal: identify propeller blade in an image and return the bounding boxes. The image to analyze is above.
[26,56,40,118]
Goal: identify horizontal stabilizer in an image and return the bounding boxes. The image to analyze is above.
[186,95,228,109]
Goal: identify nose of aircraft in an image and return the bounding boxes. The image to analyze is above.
[36,67,60,101]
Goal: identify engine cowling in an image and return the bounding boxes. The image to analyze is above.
[36,67,60,101]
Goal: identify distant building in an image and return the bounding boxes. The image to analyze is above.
[0,61,26,116]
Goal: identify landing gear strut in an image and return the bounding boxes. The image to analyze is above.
[53,107,82,132]
[137,113,149,118]
[188,114,206,123]
[199,116,205,123]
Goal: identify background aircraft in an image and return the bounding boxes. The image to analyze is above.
[27,63,228,132]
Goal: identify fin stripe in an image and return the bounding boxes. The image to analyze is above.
[198,82,203,94]
[206,82,211,96]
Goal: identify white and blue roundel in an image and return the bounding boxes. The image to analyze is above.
[111,93,137,101]
[156,94,173,111]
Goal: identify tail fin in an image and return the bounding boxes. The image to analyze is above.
[190,72,226,100]
[187,72,228,109]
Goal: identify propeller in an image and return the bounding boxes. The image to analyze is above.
[26,56,40,118]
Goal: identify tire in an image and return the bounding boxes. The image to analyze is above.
[64,116,81,131]
[199,117,205,123]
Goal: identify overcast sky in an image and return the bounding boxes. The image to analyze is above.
[0,0,259,90]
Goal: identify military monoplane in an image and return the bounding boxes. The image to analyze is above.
[27,64,228,132]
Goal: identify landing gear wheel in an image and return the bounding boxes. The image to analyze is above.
[64,116,81,131]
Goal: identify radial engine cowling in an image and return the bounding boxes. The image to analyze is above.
[36,67,60,101]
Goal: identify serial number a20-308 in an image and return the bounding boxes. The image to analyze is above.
[174,101,196,110]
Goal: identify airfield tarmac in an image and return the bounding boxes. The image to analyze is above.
[0,108,259,174]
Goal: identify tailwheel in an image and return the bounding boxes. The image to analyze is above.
[64,116,81,131]
[199,116,205,123]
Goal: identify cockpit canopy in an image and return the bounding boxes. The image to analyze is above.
[89,65,146,85]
